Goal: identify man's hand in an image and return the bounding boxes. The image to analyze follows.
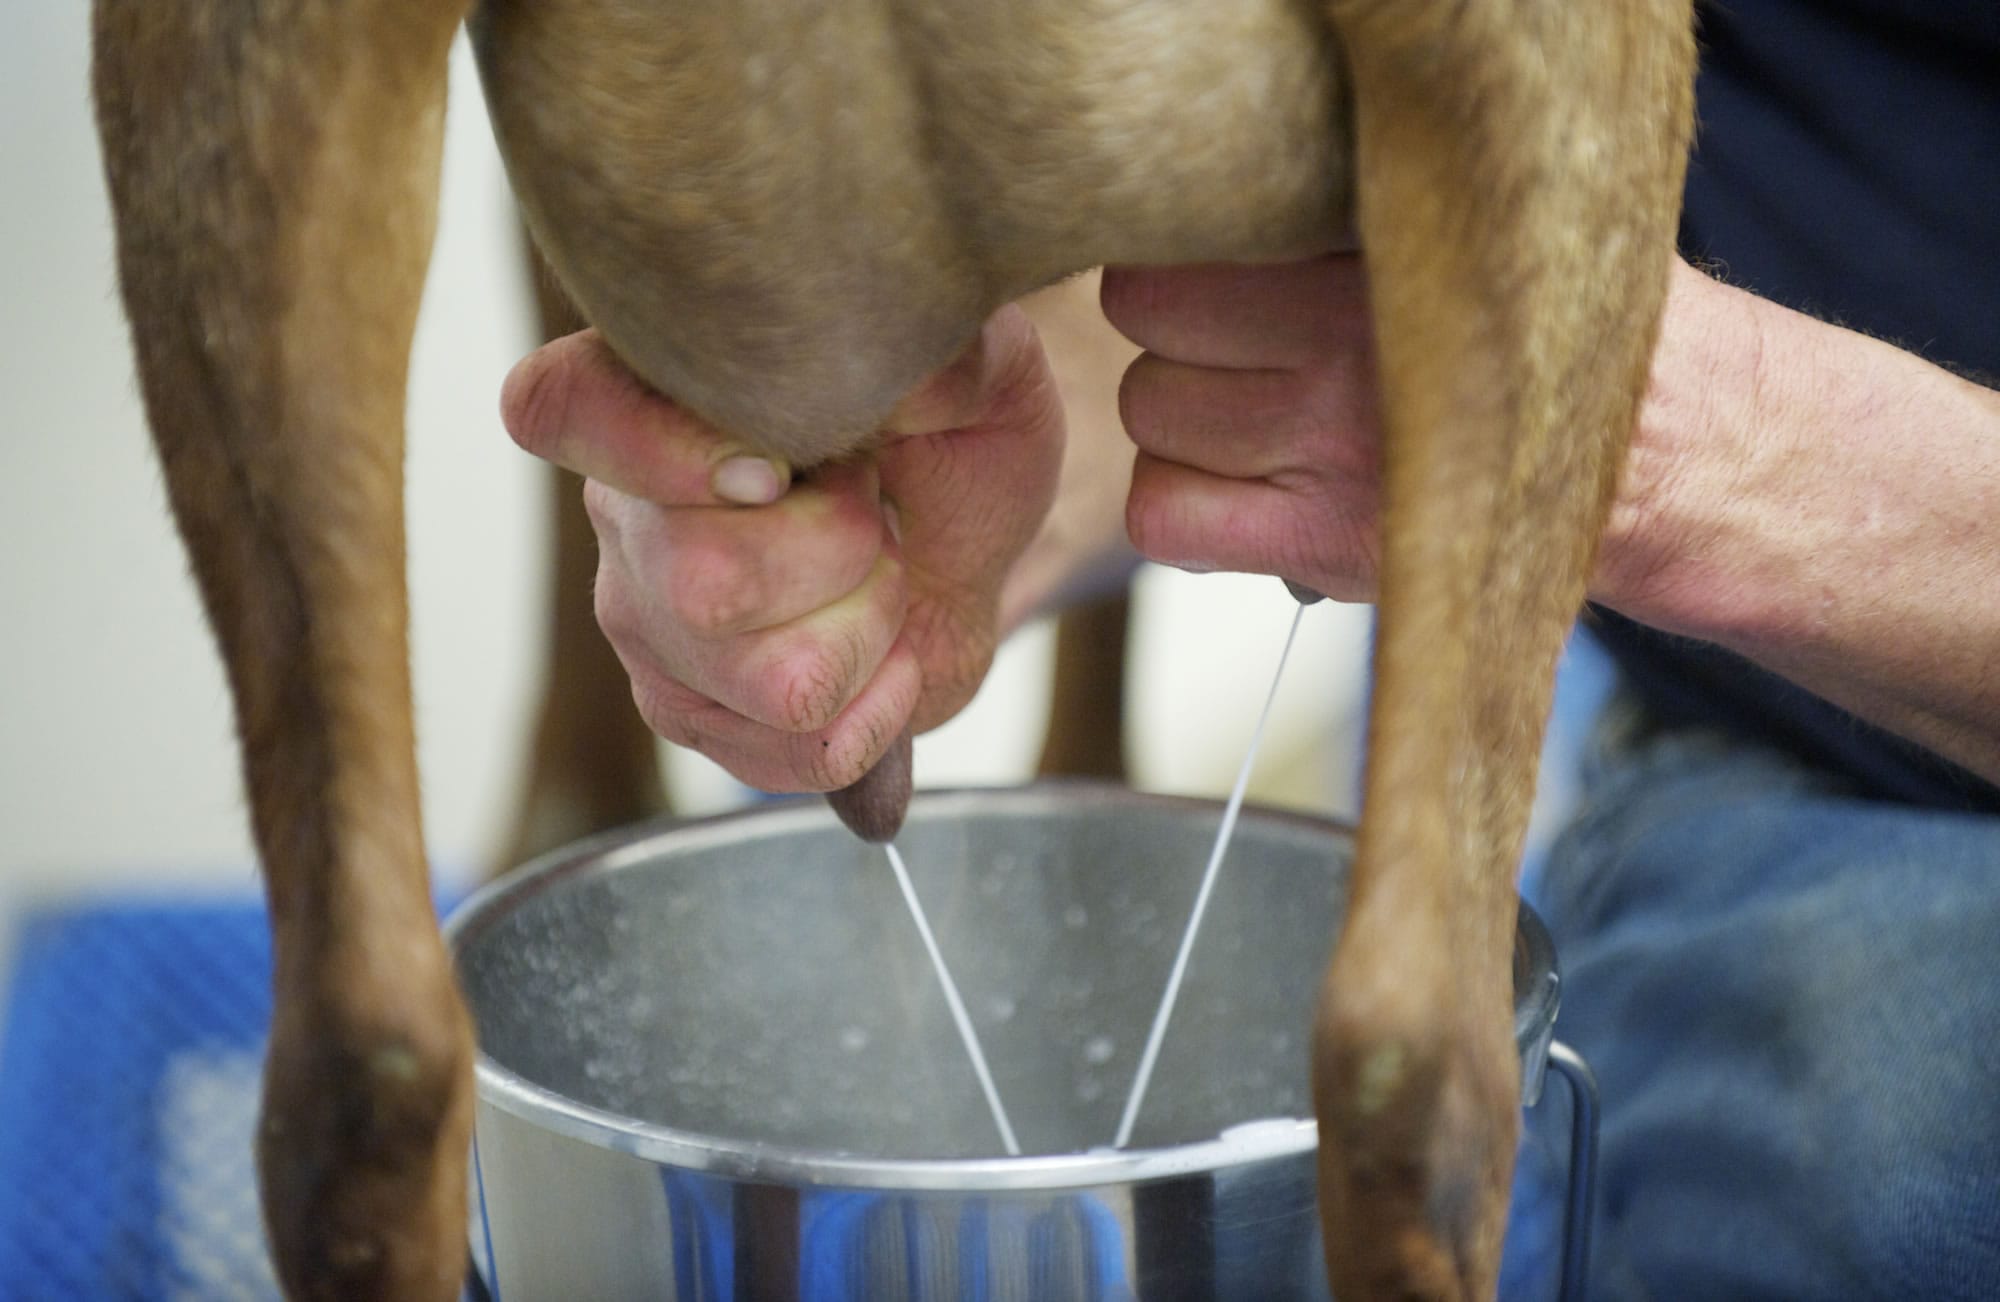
[1099,254,1799,618]
[1103,255,1384,603]
[1101,253,2000,786]
[500,306,1064,795]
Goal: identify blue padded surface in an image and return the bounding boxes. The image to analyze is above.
[0,899,279,1299]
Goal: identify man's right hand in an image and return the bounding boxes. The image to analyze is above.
[499,307,1066,796]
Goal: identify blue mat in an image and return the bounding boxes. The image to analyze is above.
[0,899,281,1300]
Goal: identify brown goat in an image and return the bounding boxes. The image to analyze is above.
[90,2,1694,1297]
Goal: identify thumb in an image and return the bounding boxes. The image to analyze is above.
[878,305,1066,730]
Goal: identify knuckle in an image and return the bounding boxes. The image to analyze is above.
[778,657,850,737]
[1276,513,1333,588]
[580,477,624,539]
[1124,474,1213,573]
[772,627,867,734]
[500,347,573,460]
[1097,266,1162,343]
[661,543,756,639]
[925,647,992,727]
[591,566,635,646]
[1123,471,1174,560]
[901,598,991,718]
[1116,356,1165,446]
[628,669,700,750]
[802,717,879,791]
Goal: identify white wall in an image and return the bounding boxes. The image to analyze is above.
[0,16,1370,934]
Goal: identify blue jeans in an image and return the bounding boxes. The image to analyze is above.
[1517,695,2000,1299]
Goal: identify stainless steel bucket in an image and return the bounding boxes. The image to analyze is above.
[447,783,1596,1300]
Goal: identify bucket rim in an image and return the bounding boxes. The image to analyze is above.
[444,781,1560,1191]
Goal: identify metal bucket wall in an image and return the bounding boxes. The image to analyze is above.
[447,785,1563,1301]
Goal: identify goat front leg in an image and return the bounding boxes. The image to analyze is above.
[1311,3,1694,1297]
[93,2,473,1297]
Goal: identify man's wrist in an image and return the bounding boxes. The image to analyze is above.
[1591,262,1809,649]
[1592,261,2000,684]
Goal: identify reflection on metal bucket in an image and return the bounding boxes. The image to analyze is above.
[447,784,1594,1300]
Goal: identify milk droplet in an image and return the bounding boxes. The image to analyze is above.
[987,995,1017,1023]
[1220,1116,1309,1146]
[839,1026,870,1053]
[1084,1035,1116,1065]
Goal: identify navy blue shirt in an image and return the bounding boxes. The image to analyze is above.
[1588,0,2000,811]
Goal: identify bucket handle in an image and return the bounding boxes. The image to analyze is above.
[1548,1040,1600,1302]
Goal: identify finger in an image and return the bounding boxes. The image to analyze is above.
[602,540,909,736]
[585,458,888,639]
[878,307,1067,725]
[1099,256,1370,369]
[1125,451,1379,603]
[625,638,925,794]
[1118,352,1379,482]
[503,329,792,506]
[883,309,1062,577]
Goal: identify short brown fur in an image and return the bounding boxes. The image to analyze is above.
[91,1,1693,1297]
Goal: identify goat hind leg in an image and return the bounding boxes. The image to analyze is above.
[1310,3,1694,1297]
[93,1,474,1296]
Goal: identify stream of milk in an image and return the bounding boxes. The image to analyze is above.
[1114,601,1306,1148]
[885,840,1022,1155]
[885,597,1308,1157]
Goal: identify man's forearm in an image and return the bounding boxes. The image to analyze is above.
[1597,262,2000,784]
